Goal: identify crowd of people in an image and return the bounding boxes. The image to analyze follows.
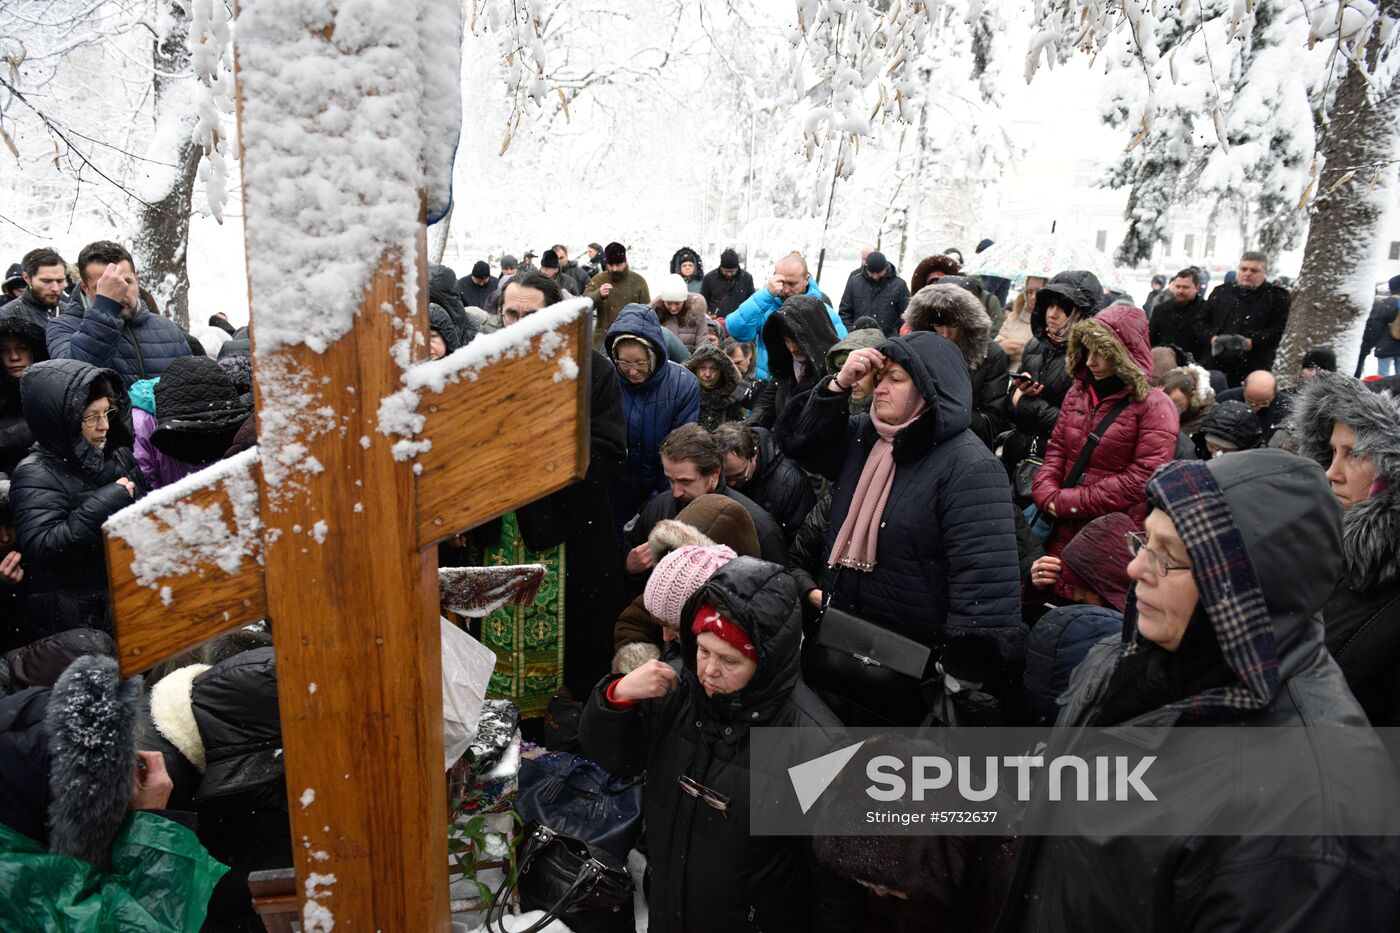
[1,235,1399,929]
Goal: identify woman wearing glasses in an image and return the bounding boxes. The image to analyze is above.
[10,359,146,643]
[603,304,701,537]
[581,556,859,932]
[1001,450,1400,929]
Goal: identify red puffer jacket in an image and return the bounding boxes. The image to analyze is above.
[1032,304,1180,556]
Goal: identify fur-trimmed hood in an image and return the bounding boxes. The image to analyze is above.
[1290,373,1400,592]
[45,655,144,867]
[1065,304,1153,402]
[903,282,991,370]
[683,343,740,404]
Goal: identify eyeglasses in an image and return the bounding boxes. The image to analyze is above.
[678,775,729,816]
[1125,531,1191,577]
[81,405,117,427]
[615,359,651,372]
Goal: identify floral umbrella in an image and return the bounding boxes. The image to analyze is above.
[963,234,1131,291]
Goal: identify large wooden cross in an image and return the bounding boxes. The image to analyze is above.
[98,2,591,928]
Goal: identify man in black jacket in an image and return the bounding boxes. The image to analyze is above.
[0,248,68,333]
[456,260,496,311]
[1206,251,1291,386]
[699,249,755,319]
[838,250,909,336]
[623,423,788,573]
[1356,275,1400,377]
[712,423,814,544]
[1149,267,1210,362]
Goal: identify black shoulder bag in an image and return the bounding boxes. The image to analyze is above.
[800,566,935,725]
[486,822,633,933]
[1022,395,1132,544]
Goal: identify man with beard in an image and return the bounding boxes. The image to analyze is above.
[0,248,68,334]
[584,241,650,349]
[46,241,190,388]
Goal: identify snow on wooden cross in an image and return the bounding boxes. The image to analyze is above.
[99,2,590,928]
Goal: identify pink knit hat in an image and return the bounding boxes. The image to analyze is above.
[644,544,737,628]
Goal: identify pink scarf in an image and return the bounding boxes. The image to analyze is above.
[827,397,930,571]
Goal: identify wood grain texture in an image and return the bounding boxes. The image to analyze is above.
[105,474,267,678]
[414,312,591,546]
[252,248,451,930]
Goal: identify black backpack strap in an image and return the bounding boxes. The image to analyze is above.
[1062,395,1132,490]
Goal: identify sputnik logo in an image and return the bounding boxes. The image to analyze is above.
[788,741,866,814]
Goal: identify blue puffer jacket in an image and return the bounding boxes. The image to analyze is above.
[778,331,1024,672]
[1022,604,1122,723]
[47,295,191,388]
[725,279,845,380]
[604,305,701,527]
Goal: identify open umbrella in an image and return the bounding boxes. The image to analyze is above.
[964,233,1130,291]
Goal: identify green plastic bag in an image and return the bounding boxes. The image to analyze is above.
[0,812,228,931]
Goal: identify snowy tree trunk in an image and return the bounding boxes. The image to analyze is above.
[427,200,453,264]
[1278,14,1400,383]
[132,1,201,330]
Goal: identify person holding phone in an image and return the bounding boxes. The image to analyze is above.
[999,271,1104,503]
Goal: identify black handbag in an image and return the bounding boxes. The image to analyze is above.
[486,822,634,933]
[1011,436,1044,503]
[515,752,643,863]
[802,576,934,725]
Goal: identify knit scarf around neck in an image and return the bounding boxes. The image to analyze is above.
[828,398,930,571]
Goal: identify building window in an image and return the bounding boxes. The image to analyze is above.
[1205,234,1217,257]
[1390,241,1400,261]
[1095,230,1108,252]
[1183,233,1196,256]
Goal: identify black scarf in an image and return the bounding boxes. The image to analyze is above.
[1090,607,1235,726]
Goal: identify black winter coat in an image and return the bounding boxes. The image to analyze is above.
[838,269,910,337]
[969,341,1010,449]
[735,427,814,545]
[0,314,46,475]
[457,274,498,312]
[580,557,859,933]
[787,494,830,603]
[429,263,476,346]
[699,268,756,319]
[1148,294,1209,362]
[1357,295,1400,373]
[1205,282,1291,386]
[141,646,293,927]
[747,295,840,429]
[0,292,61,338]
[778,332,1024,675]
[996,274,1084,473]
[12,360,146,641]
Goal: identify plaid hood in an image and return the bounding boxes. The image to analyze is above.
[1131,451,1342,717]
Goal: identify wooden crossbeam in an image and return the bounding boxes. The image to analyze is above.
[103,313,590,676]
[414,312,591,545]
[104,449,267,677]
